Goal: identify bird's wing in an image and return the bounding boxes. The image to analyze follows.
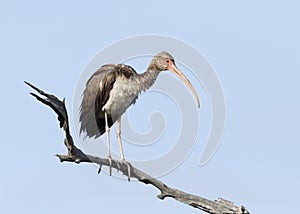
[79,65,118,138]
[79,64,137,138]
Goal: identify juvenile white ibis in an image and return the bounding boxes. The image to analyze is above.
[79,51,200,177]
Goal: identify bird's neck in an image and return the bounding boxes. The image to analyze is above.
[136,68,160,92]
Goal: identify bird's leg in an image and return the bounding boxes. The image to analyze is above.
[104,111,112,176]
[116,116,131,181]
[116,116,125,161]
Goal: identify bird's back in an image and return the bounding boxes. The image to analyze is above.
[79,64,137,138]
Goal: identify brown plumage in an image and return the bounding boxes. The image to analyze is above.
[79,64,137,138]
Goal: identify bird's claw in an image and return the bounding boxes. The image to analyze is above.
[107,156,112,176]
[97,163,102,174]
[116,161,121,171]
[117,159,131,181]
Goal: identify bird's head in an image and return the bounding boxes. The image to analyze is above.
[150,51,175,71]
[150,51,200,108]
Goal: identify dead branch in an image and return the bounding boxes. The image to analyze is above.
[25,81,250,214]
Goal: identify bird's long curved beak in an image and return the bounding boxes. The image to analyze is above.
[168,63,200,108]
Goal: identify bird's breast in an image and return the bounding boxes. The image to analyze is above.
[102,76,140,116]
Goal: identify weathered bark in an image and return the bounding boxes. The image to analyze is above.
[25,81,250,214]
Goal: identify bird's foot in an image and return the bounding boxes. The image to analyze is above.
[107,156,112,176]
[97,163,102,174]
[117,159,132,181]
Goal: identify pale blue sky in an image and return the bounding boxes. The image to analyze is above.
[1,1,300,213]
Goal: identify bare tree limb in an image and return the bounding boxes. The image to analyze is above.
[25,81,250,214]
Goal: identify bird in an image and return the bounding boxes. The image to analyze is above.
[79,51,200,177]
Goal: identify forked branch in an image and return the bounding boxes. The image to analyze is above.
[25,81,250,214]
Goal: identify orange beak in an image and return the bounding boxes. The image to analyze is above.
[168,63,200,108]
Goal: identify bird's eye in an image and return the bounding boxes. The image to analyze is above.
[166,59,170,63]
